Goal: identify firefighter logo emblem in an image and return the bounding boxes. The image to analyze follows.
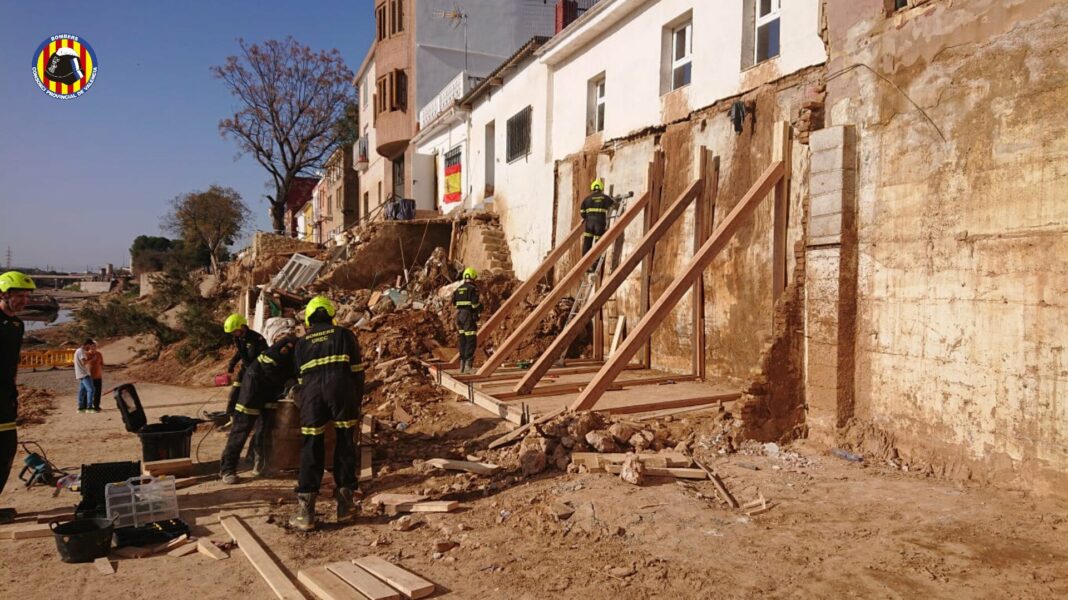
[32,34,98,99]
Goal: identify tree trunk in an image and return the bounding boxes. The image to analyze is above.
[209,251,220,275]
[271,199,286,234]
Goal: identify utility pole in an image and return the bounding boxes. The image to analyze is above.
[439,6,469,75]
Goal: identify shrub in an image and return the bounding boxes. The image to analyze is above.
[175,298,229,364]
[76,298,180,344]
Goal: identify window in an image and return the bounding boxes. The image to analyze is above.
[587,75,606,134]
[375,70,406,113]
[392,157,405,199]
[506,106,532,162]
[361,80,367,109]
[755,0,781,63]
[376,3,387,41]
[670,22,692,90]
[375,75,388,114]
[390,0,405,35]
[392,70,407,111]
[890,0,910,10]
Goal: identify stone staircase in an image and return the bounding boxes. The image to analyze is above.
[477,226,514,276]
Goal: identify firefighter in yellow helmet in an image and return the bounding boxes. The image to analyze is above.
[222,313,267,419]
[0,271,35,523]
[289,296,365,531]
[452,268,481,373]
[580,178,616,258]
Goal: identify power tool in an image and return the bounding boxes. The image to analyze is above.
[18,441,67,489]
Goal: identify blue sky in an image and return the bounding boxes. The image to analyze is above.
[0,1,373,272]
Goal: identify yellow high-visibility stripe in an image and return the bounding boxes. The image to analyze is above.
[350,363,365,373]
[234,404,260,416]
[584,207,608,213]
[0,422,15,432]
[299,354,350,373]
[232,381,241,388]
[301,425,326,435]
[257,354,276,365]
[334,419,359,428]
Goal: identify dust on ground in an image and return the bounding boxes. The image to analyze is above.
[2,365,1066,599]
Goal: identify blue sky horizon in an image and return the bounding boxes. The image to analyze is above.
[0,1,374,272]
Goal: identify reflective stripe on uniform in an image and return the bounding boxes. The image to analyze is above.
[0,421,15,432]
[257,354,276,365]
[351,363,364,373]
[299,354,350,373]
[585,207,608,213]
[459,330,477,336]
[301,425,325,435]
[455,300,473,306]
[234,404,260,416]
[334,419,359,429]
[232,381,241,387]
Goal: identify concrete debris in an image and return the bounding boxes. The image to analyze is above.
[392,515,419,531]
[619,453,646,486]
[518,434,551,476]
[434,539,458,553]
[550,501,575,521]
[585,430,619,453]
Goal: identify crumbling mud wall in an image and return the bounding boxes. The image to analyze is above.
[316,221,453,290]
[553,68,822,439]
[824,0,1068,493]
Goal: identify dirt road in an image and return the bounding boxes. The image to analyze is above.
[1,368,1066,599]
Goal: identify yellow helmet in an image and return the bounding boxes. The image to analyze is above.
[462,267,478,280]
[590,178,604,191]
[0,271,36,293]
[304,295,336,326]
[223,313,247,333]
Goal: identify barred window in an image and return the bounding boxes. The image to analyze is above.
[506,106,532,163]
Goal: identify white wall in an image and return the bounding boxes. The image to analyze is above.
[544,0,826,162]
[357,60,390,221]
[413,116,468,215]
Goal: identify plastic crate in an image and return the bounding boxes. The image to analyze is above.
[105,476,179,529]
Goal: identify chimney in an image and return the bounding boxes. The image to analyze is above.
[555,0,578,34]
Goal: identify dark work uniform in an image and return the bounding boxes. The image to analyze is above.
[226,329,267,415]
[219,336,297,475]
[580,190,616,255]
[293,323,364,494]
[452,281,481,363]
[0,312,24,497]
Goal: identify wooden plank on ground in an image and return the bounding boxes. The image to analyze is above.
[297,566,367,600]
[487,407,566,450]
[327,561,402,600]
[353,555,435,600]
[150,533,188,554]
[599,392,741,416]
[392,501,459,514]
[219,516,305,599]
[570,452,692,469]
[34,506,76,523]
[604,464,708,480]
[693,458,740,509]
[197,538,229,560]
[168,540,199,557]
[143,457,193,477]
[367,493,427,507]
[94,557,115,575]
[2,523,53,539]
[423,458,499,476]
[360,446,373,483]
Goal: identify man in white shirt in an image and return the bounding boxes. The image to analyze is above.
[73,339,98,413]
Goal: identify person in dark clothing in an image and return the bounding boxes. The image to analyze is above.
[219,335,298,484]
[290,296,364,531]
[223,313,267,418]
[580,178,616,257]
[0,271,35,524]
[452,268,481,374]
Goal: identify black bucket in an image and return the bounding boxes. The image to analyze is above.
[52,518,113,563]
[138,423,194,461]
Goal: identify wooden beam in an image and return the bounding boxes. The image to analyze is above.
[603,464,708,479]
[143,457,194,477]
[197,538,229,560]
[514,180,703,394]
[475,191,651,376]
[477,222,584,345]
[367,493,428,506]
[352,556,436,599]
[487,407,566,450]
[392,500,459,513]
[693,458,740,509]
[609,315,626,355]
[220,515,306,600]
[639,152,665,368]
[499,374,695,400]
[298,566,366,600]
[571,162,785,411]
[772,121,792,301]
[423,458,500,476]
[430,365,524,423]
[693,151,719,380]
[326,561,401,600]
[599,392,741,416]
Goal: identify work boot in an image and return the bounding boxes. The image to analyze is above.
[335,487,356,523]
[221,472,239,485]
[289,493,317,531]
[251,452,267,478]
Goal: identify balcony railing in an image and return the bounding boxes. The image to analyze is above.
[418,71,484,129]
[353,137,369,172]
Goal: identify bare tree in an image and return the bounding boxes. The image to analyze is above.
[163,185,249,274]
[213,37,355,233]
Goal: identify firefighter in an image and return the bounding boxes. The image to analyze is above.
[223,314,267,419]
[452,268,481,374]
[580,178,616,257]
[0,271,35,524]
[290,296,364,531]
[218,334,298,484]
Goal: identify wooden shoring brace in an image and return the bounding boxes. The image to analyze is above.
[571,160,786,411]
[772,121,792,301]
[513,179,703,395]
[693,150,721,380]
[474,191,652,377]
[476,222,585,348]
[639,151,666,368]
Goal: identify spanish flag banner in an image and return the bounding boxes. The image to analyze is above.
[444,163,462,204]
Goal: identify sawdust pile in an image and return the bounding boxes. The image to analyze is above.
[15,385,56,426]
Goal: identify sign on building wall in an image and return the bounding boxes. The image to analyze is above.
[444,146,462,204]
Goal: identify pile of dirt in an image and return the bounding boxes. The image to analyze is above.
[15,385,56,426]
[126,344,229,387]
[361,358,451,426]
[357,309,450,362]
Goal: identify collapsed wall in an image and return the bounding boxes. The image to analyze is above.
[818,0,1068,493]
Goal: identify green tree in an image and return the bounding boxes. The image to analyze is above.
[213,37,355,233]
[162,185,249,274]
